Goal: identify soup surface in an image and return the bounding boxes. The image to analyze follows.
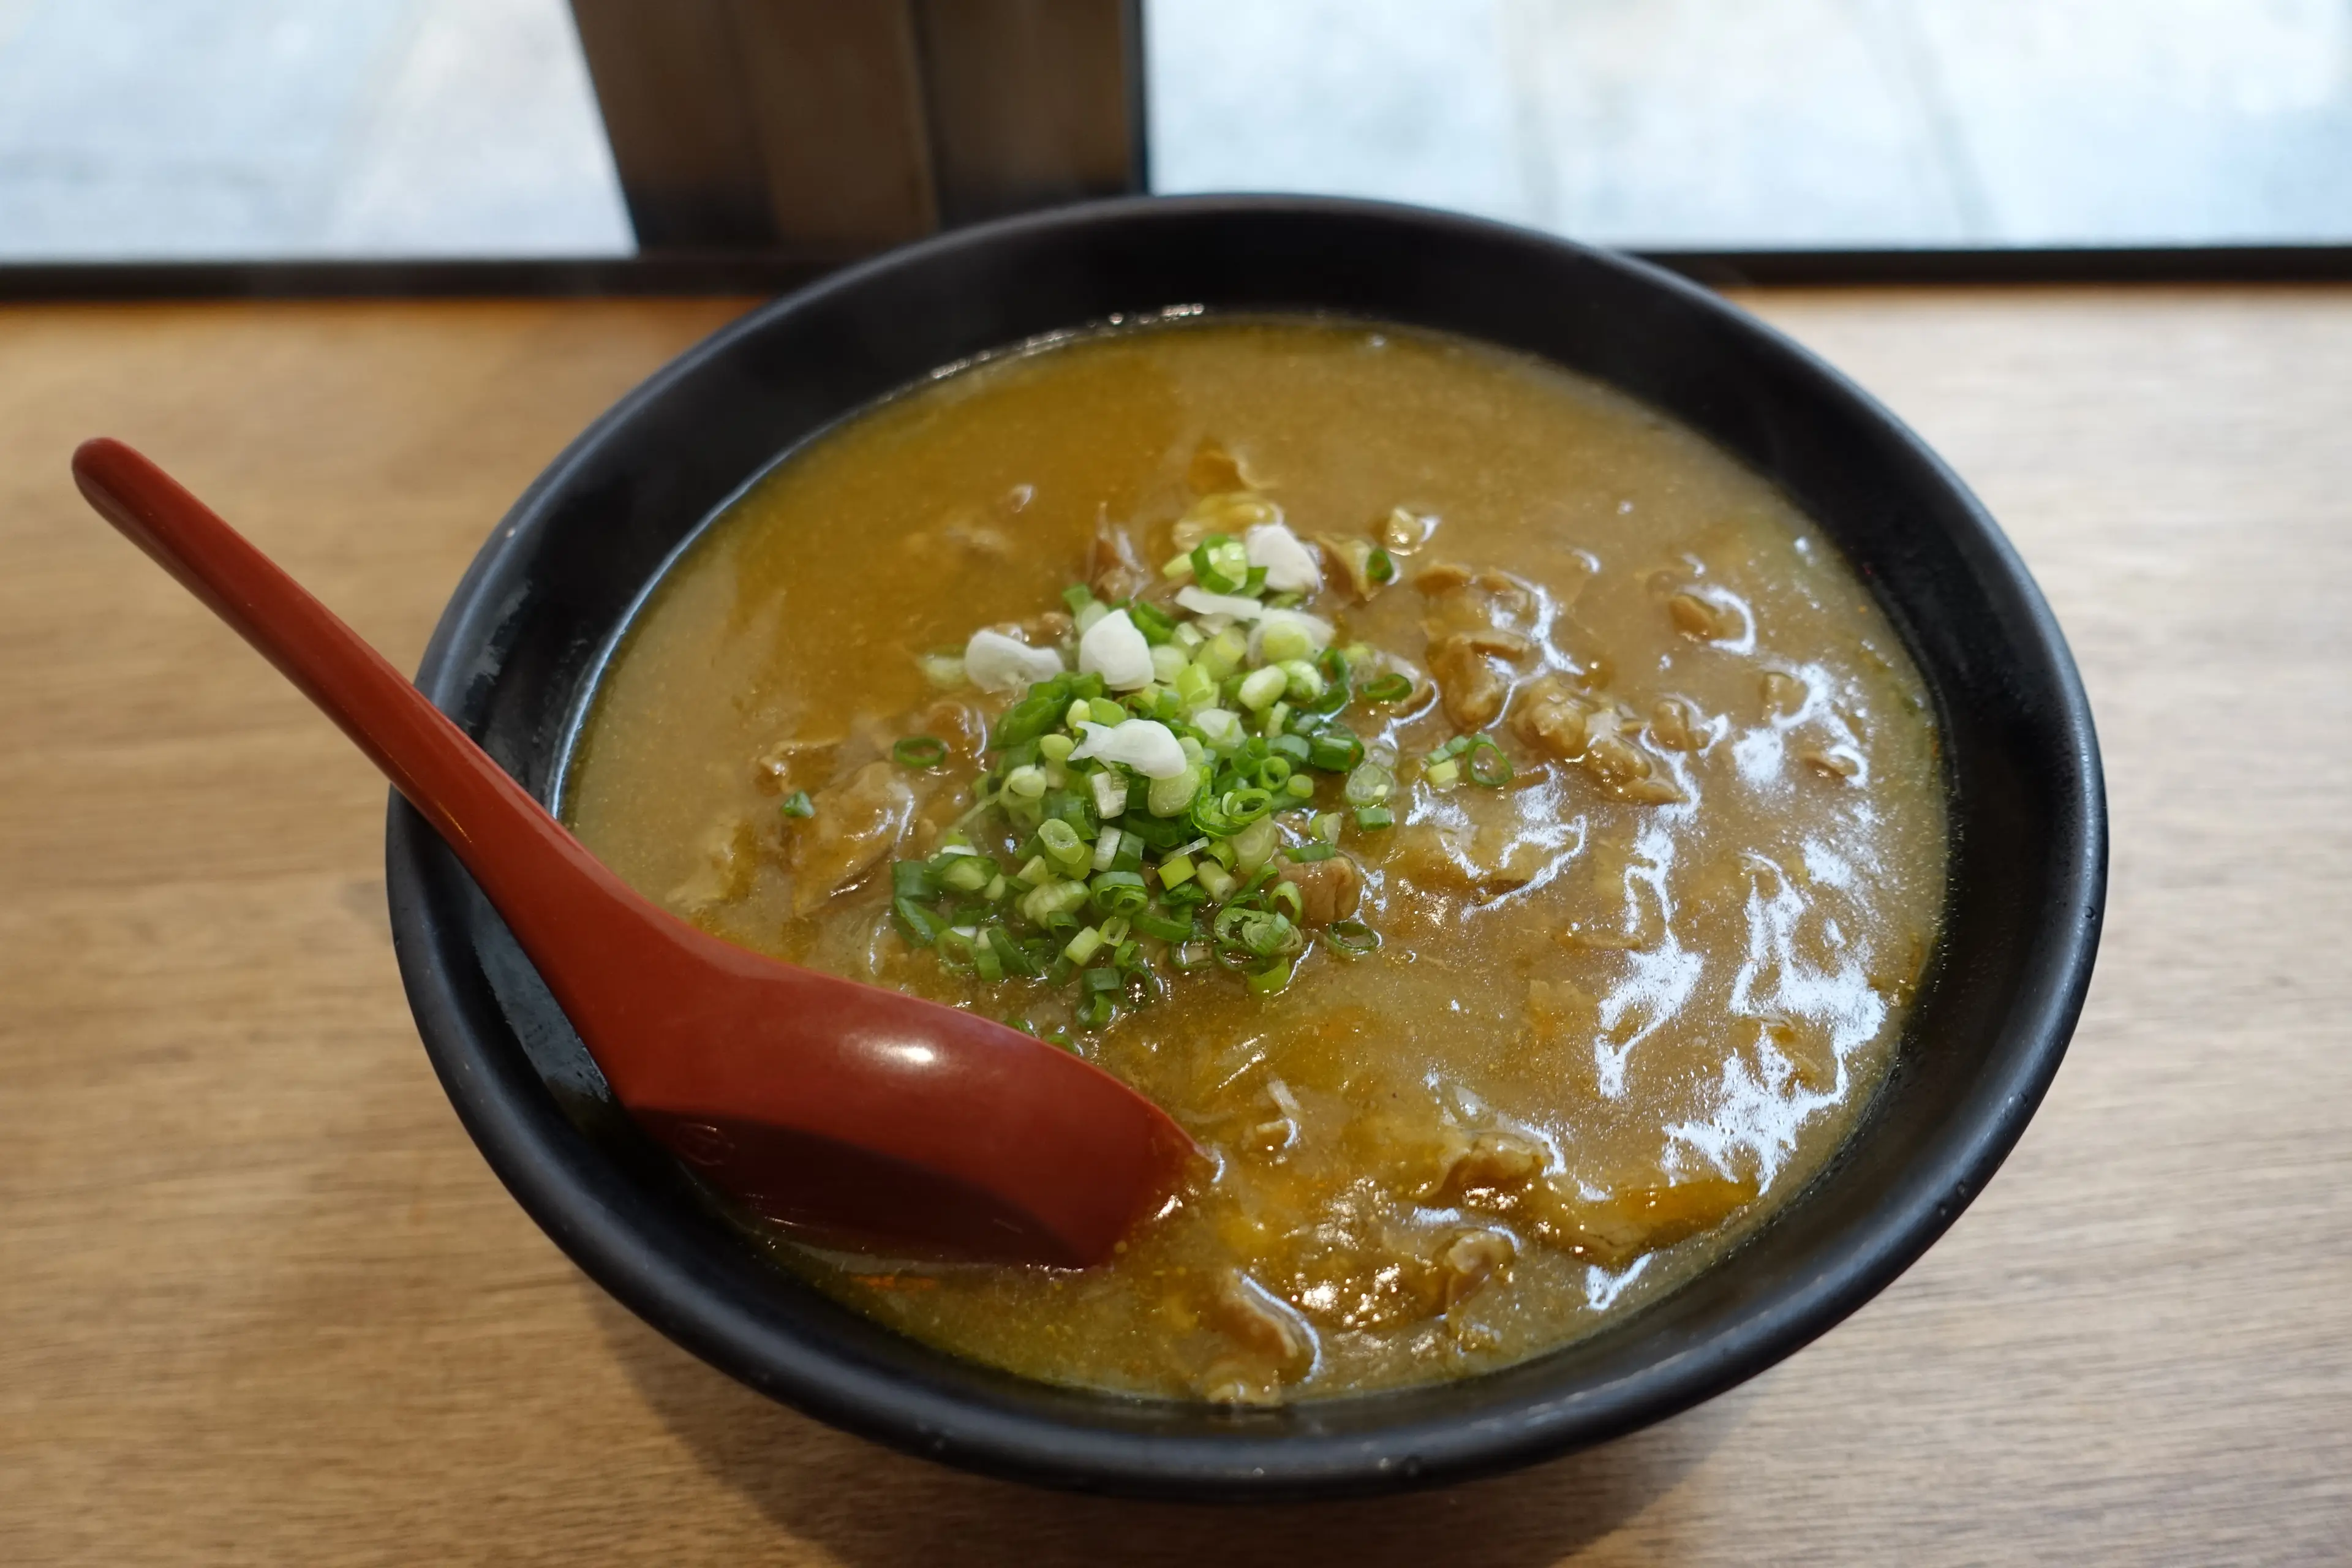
[565,316,1946,1403]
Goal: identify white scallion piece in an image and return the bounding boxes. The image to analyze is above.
[1193,707,1245,751]
[1175,586,1272,621]
[963,628,1063,693]
[918,652,968,690]
[1246,606,1335,660]
[1092,826,1123,873]
[1077,606,1155,690]
[1069,717,1188,779]
[1245,521,1322,594]
[1090,768,1129,819]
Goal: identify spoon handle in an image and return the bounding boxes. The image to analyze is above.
[70,438,614,925]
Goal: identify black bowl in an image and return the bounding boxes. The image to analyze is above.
[386,195,2104,1501]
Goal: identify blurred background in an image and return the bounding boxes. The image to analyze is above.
[1,0,2347,261]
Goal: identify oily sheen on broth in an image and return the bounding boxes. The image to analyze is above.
[564,317,1946,1403]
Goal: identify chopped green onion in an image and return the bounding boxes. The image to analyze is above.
[1197,627,1248,679]
[973,940,1005,984]
[987,925,1041,979]
[1174,660,1218,712]
[1260,619,1314,665]
[1061,584,1098,616]
[1044,786,1095,834]
[1150,643,1189,685]
[1284,774,1316,799]
[892,897,944,946]
[1238,666,1287,711]
[1277,660,1325,703]
[1128,598,1177,644]
[1147,764,1202,818]
[937,855,994,894]
[1355,804,1395,831]
[1286,842,1339,863]
[1367,546,1397,584]
[1310,812,1343,843]
[1192,535,1252,594]
[1216,904,1298,958]
[1362,672,1414,704]
[1090,870,1150,916]
[1073,600,1110,634]
[1246,958,1295,996]
[779,790,815,819]
[1100,914,1133,945]
[1194,707,1243,750]
[893,734,948,769]
[1224,786,1275,826]
[982,873,1009,902]
[1343,760,1393,806]
[919,652,968,690]
[1195,861,1237,900]
[988,673,1096,752]
[1065,699,1092,731]
[1016,854,1053,887]
[1425,758,1460,788]
[1076,992,1115,1030]
[1133,909,1195,943]
[1088,696,1126,726]
[1230,818,1279,874]
[1038,732,1076,764]
[1170,940,1213,972]
[1306,727,1365,772]
[1089,768,1129,819]
[1038,817,1089,875]
[1256,756,1294,790]
[1326,918,1382,956]
[1092,826,1123,873]
[1005,764,1047,799]
[892,861,940,901]
[1158,851,1197,889]
[1020,878,1091,925]
[1305,674,1353,715]
[1063,925,1106,965]
[1117,806,1196,850]
[1464,734,1513,786]
[1163,549,1194,580]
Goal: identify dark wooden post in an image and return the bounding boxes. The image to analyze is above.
[568,0,1145,254]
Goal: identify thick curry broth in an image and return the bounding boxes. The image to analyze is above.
[565,318,1945,1401]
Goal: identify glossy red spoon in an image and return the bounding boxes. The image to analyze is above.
[73,437,1195,1267]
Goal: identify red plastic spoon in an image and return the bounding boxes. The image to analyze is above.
[73,437,1196,1267]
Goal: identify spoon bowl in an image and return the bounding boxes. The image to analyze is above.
[70,436,1195,1268]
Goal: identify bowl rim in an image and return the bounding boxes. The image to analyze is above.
[386,192,2106,1499]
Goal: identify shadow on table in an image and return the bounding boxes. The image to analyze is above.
[587,1285,1743,1566]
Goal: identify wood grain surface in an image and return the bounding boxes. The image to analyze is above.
[1,288,2346,1564]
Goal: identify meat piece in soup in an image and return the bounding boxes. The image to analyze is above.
[563,317,1947,1402]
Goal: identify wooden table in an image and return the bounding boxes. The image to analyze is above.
[2,287,2346,1564]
